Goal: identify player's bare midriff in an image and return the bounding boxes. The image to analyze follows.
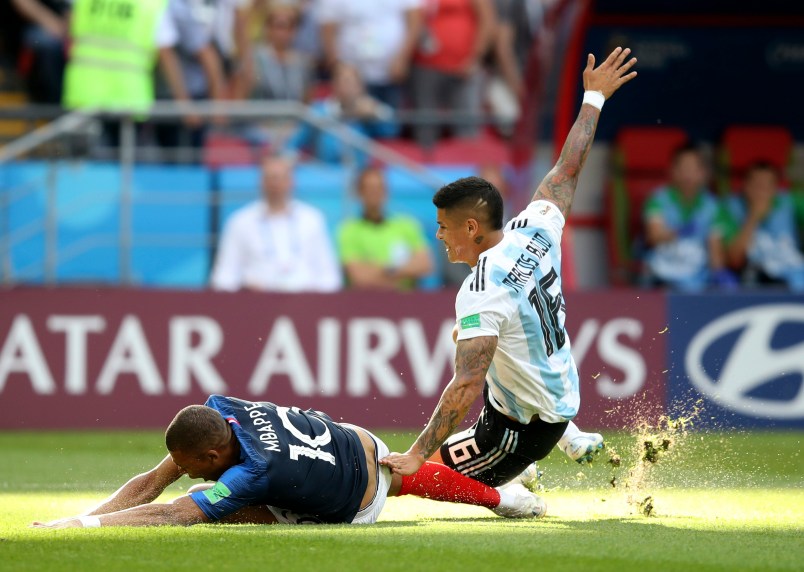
[351,427,378,511]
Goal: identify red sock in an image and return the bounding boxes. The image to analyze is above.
[398,462,501,509]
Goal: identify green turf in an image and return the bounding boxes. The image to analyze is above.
[1,430,802,572]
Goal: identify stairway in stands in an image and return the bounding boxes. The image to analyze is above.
[0,60,31,147]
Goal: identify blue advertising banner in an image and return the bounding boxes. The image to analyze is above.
[667,293,804,428]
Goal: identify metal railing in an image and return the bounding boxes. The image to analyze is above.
[0,101,468,285]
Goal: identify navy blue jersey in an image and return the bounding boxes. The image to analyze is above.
[189,395,369,524]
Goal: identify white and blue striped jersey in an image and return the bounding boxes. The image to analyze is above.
[455,200,580,424]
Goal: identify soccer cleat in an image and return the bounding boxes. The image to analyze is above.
[507,462,543,491]
[561,431,605,464]
[492,483,547,519]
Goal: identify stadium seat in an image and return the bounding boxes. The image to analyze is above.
[3,162,211,287]
[718,125,793,193]
[381,138,429,163]
[131,166,211,287]
[0,91,30,143]
[605,126,689,286]
[202,132,256,169]
[431,134,509,166]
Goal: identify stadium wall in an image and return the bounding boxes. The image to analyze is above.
[0,288,801,430]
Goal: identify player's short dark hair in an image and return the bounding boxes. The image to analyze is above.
[165,405,229,454]
[432,176,504,230]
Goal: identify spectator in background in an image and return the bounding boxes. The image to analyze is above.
[411,0,496,148]
[1,2,24,73]
[284,63,396,165]
[213,0,253,99]
[486,0,545,132]
[642,144,732,291]
[289,0,321,63]
[250,1,314,103]
[10,0,70,104]
[796,188,804,247]
[211,156,342,292]
[318,0,422,109]
[248,0,320,63]
[238,1,312,150]
[155,0,227,149]
[337,167,433,290]
[718,162,804,291]
[63,0,166,114]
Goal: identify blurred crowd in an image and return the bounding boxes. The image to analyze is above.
[211,145,804,292]
[206,151,804,294]
[0,0,550,155]
[642,146,804,293]
[1,1,802,293]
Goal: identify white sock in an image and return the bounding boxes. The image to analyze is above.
[558,420,581,450]
[496,484,521,510]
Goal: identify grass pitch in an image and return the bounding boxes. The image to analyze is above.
[1,430,802,572]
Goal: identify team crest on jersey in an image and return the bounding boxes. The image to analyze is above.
[202,481,232,505]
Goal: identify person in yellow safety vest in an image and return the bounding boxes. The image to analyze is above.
[63,0,167,113]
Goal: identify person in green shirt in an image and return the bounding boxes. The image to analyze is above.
[337,167,434,290]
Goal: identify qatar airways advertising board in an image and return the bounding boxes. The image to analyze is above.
[0,288,665,430]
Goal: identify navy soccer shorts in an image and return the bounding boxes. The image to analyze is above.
[439,388,568,487]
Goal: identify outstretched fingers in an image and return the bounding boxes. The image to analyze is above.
[617,59,638,85]
[617,55,638,76]
[602,46,624,67]
[612,47,632,69]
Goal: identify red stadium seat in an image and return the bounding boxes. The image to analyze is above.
[719,125,793,192]
[202,133,256,168]
[605,126,689,285]
[431,134,509,166]
[381,138,429,163]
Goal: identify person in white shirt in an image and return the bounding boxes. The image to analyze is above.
[380,47,638,491]
[317,0,422,108]
[210,156,343,292]
[212,0,253,98]
[155,0,226,149]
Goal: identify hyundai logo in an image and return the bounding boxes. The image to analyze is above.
[685,304,804,419]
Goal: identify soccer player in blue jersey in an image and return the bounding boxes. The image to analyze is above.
[381,48,638,496]
[33,395,546,529]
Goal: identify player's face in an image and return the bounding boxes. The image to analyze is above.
[436,208,473,264]
[170,449,223,481]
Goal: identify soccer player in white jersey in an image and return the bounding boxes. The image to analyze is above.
[381,47,638,491]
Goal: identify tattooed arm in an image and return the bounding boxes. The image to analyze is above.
[380,336,497,475]
[532,47,638,218]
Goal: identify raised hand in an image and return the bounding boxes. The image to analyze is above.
[583,47,638,99]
